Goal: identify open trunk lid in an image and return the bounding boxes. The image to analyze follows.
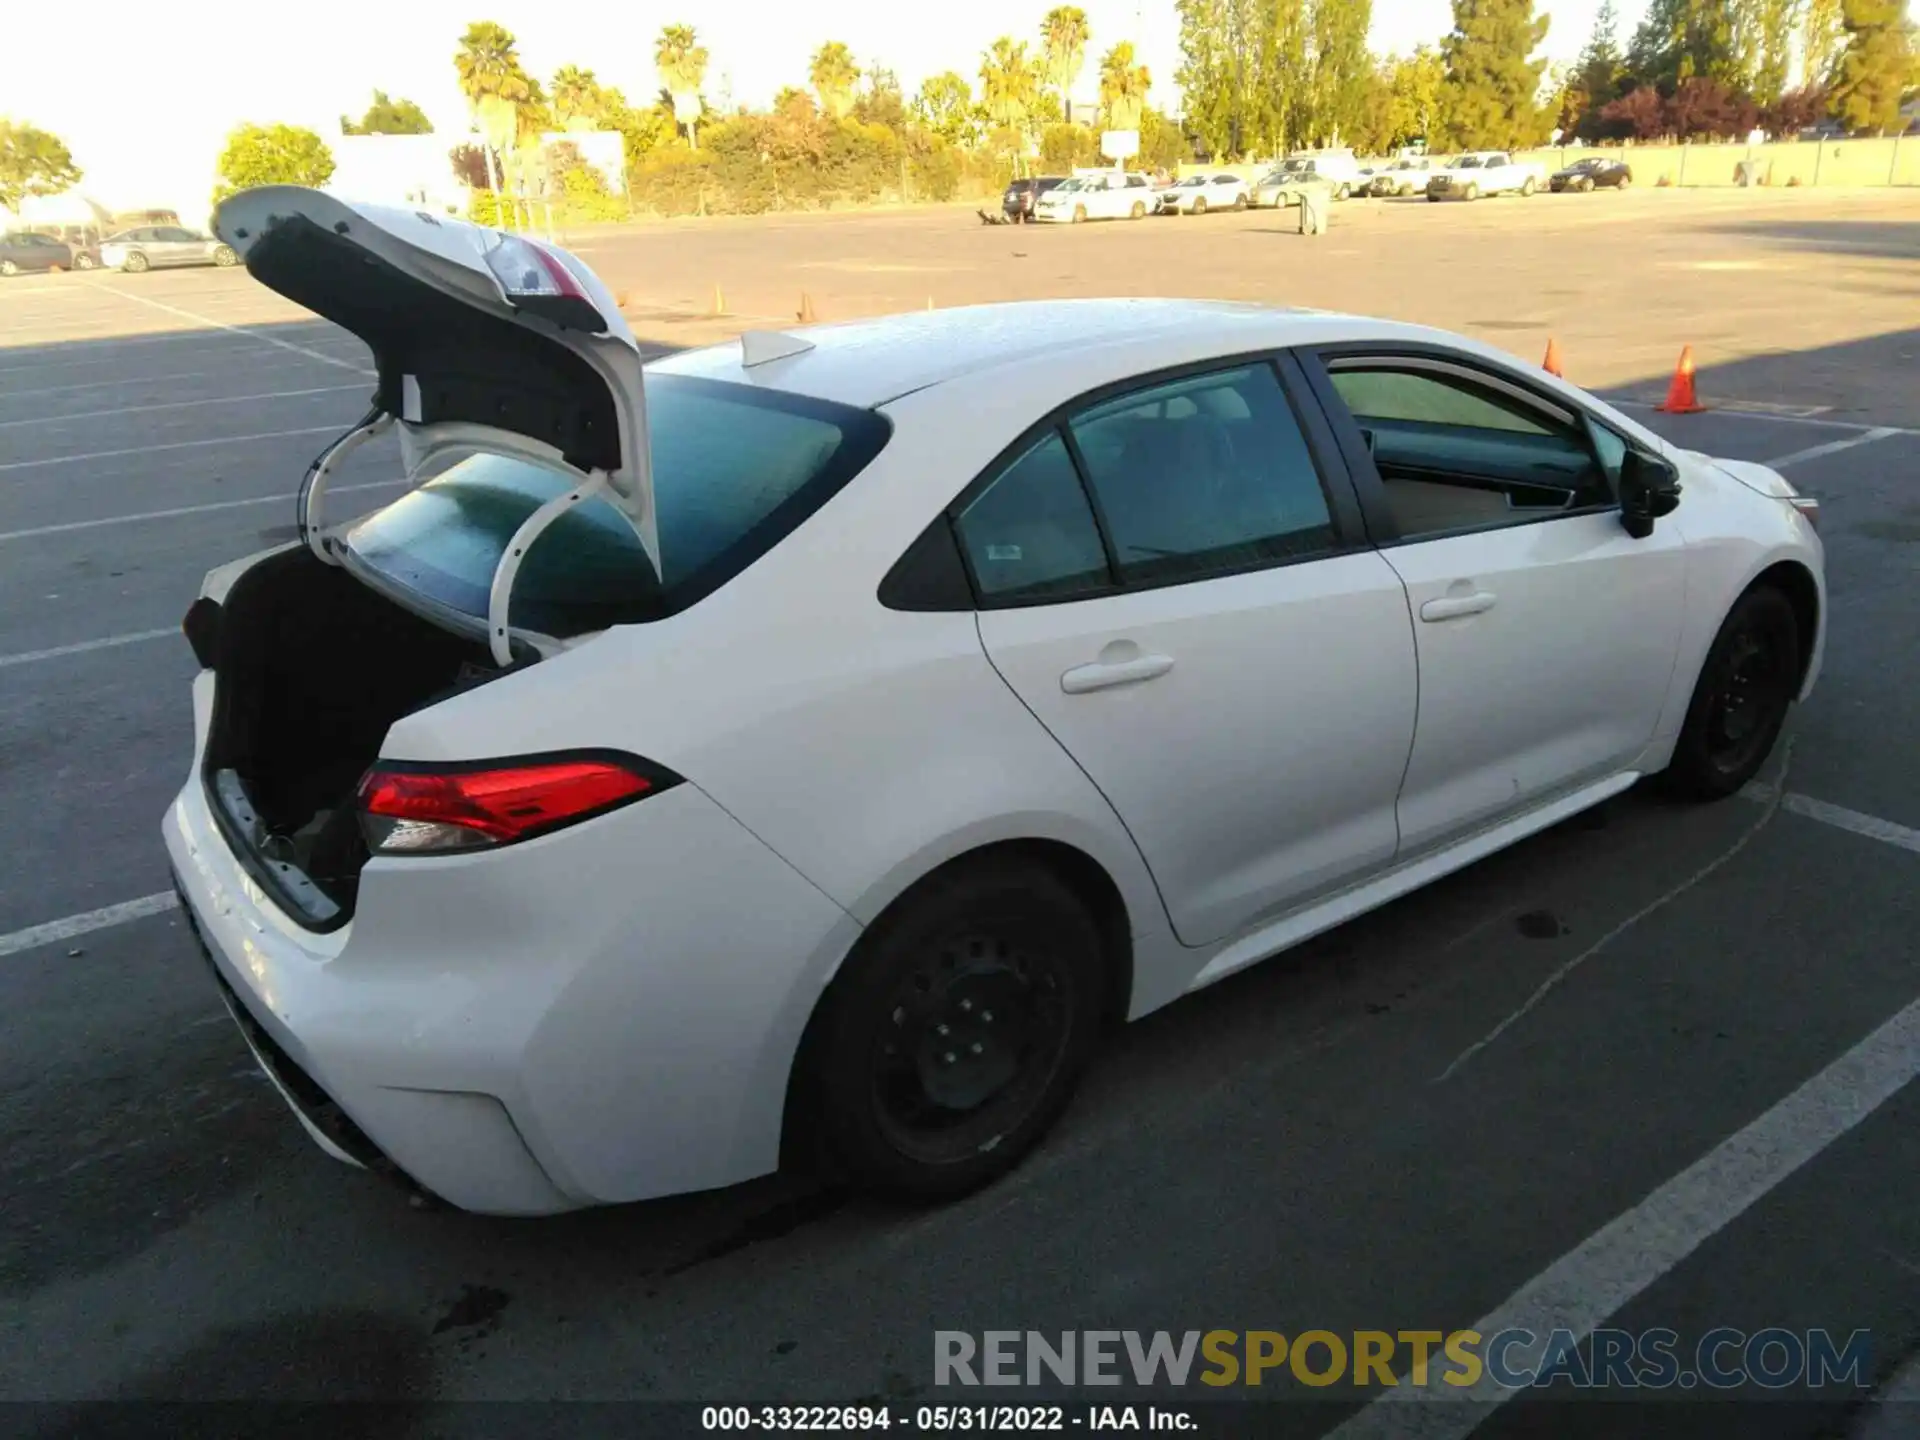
[211,186,657,661]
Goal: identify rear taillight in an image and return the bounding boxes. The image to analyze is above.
[357,752,680,856]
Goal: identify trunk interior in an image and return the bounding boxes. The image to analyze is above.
[204,546,499,928]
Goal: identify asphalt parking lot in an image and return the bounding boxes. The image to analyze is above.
[1,190,1917,1436]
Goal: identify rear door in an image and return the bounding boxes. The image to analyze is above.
[1297,346,1687,855]
[959,355,1418,949]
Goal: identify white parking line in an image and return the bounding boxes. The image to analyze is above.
[1612,399,1919,437]
[1330,990,1920,1438]
[0,423,351,473]
[0,628,177,669]
[87,284,375,375]
[0,893,178,961]
[1768,428,1900,469]
[0,361,351,403]
[0,478,406,542]
[1743,782,1920,855]
[0,384,367,429]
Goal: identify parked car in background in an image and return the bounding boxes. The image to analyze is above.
[45,223,107,269]
[1157,173,1251,215]
[1550,157,1634,192]
[1003,176,1069,223]
[1031,172,1156,223]
[0,231,75,276]
[99,226,241,273]
[1426,152,1545,201]
[1369,158,1433,196]
[1253,150,1368,206]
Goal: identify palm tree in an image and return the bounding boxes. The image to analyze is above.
[810,41,861,120]
[552,65,601,131]
[655,24,710,148]
[454,21,531,199]
[980,37,1039,131]
[1040,7,1091,123]
[1098,41,1150,134]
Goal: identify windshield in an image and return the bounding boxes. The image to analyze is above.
[1175,177,1205,187]
[1282,160,1314,173]
[1457,157,1484,168]
[342,374,892,636]
[1050,179,1083,193]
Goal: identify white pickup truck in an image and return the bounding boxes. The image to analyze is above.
[1424,151,1546,201]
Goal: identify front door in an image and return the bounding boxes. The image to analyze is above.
[958,359,1419,948]
[1303,349,1688,854]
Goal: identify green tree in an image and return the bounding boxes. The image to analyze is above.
[0,121,82,212]
[1440,0,1550,148]
[552,66,605,130]
[1629,0,1739,88]
[1311,0,1376,147]
[1041,7,1093,121]
[1827,0,1914,131]
[656,24,711,147]
[214,123,335,203]
[810,41,861,119]
[913,71,976,144]
[341,90,434,135]
[454,21,532,193]
[1576,0,1625,113]
[1098,40,1152,134]
[1386,46,1449,145]
[1175,0,1238,158]
[853,66,908,130]
[1803,0,1849,85]
[1176,0,1290,161]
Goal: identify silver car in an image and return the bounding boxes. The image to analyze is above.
[99,226,240,274]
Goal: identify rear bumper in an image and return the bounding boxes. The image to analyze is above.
[163,700,861,1215]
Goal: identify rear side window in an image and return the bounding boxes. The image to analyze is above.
[954,432,1109,602]
[342,374,890,635]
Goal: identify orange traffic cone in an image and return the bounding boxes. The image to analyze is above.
[1542,337,1565,378]
[1657,345,1706,413]
[797,292,817,323]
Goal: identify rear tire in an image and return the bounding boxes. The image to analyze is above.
[1617,173,1632,189]
[1335,183,1351,201]
[1426,193,1440,203]
[0,260,17,277]
[1463,183,1480,201]
[214,245,239,267]
[1234,193,1248,210]
[1520,177,1536,196]
[804,859,1109,1200]
[1192,197,1207,215]
[74,252,96,270]
[1072,205,1087,224]
[1662,587,1801,800]
[1130,201,1146,219]
[123,251,150,273]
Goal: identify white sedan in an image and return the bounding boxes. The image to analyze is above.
[168,189,1824,1215]
[1031,172,1156,222]
[1157,173,1251,215]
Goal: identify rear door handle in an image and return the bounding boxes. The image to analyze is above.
[1420,591,1497,622]
[1061,654,1175,694]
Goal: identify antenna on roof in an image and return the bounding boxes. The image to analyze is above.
[740,331,815,368]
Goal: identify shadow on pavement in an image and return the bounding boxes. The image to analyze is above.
[1702,218,1920,262]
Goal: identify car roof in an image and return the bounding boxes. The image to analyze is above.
[649,299,1438,409]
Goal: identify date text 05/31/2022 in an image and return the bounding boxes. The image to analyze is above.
[702,1405,1196,1431]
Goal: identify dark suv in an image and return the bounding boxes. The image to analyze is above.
[1002,176,1068,223]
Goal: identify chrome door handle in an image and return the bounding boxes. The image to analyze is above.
[1061,654,1175,694]
[1420,591,1498,621]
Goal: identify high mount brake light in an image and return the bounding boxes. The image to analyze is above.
[357,753,680,856]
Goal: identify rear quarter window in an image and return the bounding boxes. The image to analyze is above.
[342,374,890,636]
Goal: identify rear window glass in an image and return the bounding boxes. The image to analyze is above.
[342,374,890,637]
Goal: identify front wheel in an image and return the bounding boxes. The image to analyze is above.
[1191,197,1207,215]
[1462,183,1480,201]
[74,252,96,270]
[1617,173,1632,189]
[123,250,150,273]
[1335,183,1350,201]
[1426,193,1440,203]
[802,859,1109,1199]
[1234,193,1248,210]
[1399,183,1414,197]
[1072,205,1087,224]
[0,259,17,278]
[213,245,239,267]
[1520,177,1536,196]
[1663,587,1801,799]
[1129,201,1146,219]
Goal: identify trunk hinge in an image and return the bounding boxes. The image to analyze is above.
[298,410,395,565]
[486,470,614,667]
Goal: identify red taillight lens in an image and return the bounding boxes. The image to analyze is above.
[357,753,676,855]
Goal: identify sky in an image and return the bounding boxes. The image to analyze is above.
[12,0,1648,215]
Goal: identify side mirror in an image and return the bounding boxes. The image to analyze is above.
[1619,450,1682,539]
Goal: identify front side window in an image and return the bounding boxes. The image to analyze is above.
[1067,364,1337,586]
[1327,360,1612,540]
